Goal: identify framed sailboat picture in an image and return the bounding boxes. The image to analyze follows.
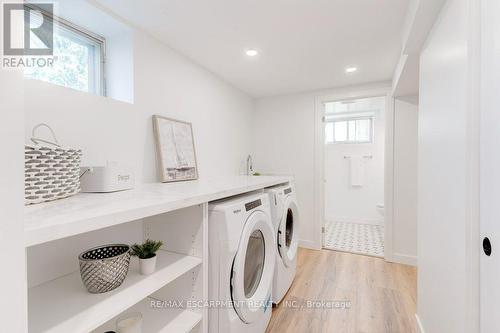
[153,115,199,182]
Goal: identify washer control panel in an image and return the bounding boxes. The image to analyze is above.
[245,199,262,211]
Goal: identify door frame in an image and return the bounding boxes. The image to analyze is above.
[312,84,393,261]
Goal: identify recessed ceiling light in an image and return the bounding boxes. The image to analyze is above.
[345,66,358,73]
[246,49,259,57]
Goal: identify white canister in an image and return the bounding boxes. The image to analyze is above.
[116,312,142,333]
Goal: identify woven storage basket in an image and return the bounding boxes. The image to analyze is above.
[25,124,82,205]
[79,244,131,294]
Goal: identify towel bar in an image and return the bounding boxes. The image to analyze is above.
[343,155,373,159]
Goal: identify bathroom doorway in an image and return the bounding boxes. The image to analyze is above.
[321,96,386,257]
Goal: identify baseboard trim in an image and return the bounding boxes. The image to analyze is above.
[391,253,417,266]
[326,216,384,226]
[416,314,425,333]
[299,239,319,250]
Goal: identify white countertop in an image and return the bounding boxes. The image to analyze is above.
[24,175,291,247]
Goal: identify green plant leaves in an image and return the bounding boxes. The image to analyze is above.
[130,239,164,259]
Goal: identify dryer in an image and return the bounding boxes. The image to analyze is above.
[208,193,275,333]
[264,183,299,304]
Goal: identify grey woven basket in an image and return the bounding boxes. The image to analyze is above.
[79,244,131,294]
[25,123,82,205]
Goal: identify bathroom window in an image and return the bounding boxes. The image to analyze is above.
[23,5,106,96]
[325,116,373,144]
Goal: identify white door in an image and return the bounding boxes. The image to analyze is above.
[231,211,275,323]
[278,197,299,267]
[480,0,500,331]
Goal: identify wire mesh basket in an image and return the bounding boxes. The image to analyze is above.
[79,244,131,294]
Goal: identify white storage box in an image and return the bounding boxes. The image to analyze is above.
[80,163,134,193]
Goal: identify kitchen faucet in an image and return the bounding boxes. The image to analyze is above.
[246,155,253,176]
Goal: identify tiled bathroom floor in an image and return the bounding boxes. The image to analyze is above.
[323,221,384,257]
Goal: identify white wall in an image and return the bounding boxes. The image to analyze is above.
[252,82,390,249]
[392,97,418,265]
[0,64,28,333]
[324,98,385,225]
[24,28,255,183]
[417,0,478,331]
[253,93,315,247]
[0,0,27,329]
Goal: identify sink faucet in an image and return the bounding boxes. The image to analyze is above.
[246,155,253,176]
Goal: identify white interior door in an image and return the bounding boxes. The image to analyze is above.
[480,0,500,331]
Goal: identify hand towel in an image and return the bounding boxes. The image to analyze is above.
[350,156,364,187]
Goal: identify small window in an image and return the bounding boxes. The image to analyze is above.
[325,116,373,144]
[23,5,106,96]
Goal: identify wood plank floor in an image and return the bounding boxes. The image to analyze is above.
[267,248,417,333]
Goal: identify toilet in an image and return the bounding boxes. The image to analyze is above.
[376,203,384,217]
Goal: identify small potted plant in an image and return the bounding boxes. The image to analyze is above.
[130,239,163,275]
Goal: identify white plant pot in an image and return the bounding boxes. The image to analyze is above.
[139,255,157,275]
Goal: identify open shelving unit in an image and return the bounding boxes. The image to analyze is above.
[24,176,290,333]
[91,299,203,333]
[29,251,202,333]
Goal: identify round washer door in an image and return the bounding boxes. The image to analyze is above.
[231,210,275,324]
[278,196,299,267]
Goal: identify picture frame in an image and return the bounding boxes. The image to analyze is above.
[153,115,199,182]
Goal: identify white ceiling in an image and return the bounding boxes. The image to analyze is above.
[95,0,410,98]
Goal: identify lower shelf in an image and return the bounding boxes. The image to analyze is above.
[28,250,202,333]
[91,298,202,333]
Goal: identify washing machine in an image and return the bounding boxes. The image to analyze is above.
[208,193,275,333]
[264,183,299,304]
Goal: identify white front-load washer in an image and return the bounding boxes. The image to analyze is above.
[264,183,299,304]
[208,193,275,333]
